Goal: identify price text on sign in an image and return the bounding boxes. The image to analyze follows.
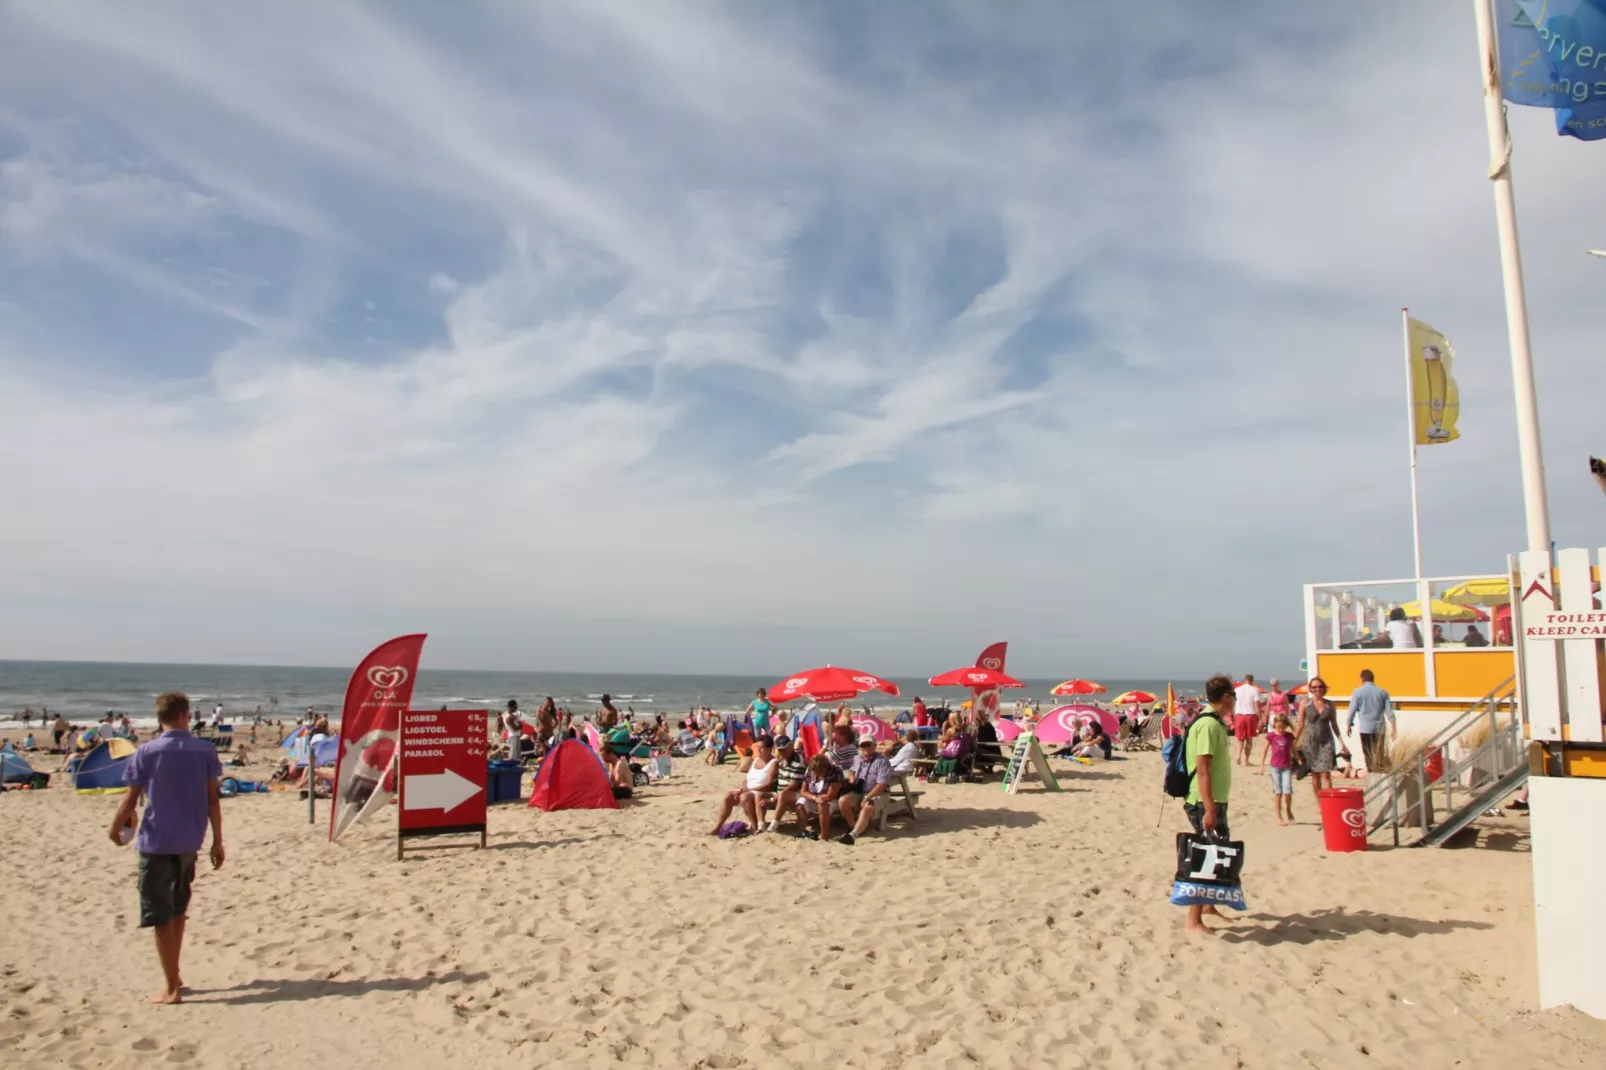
[1524,610,1606,640]
[399,709,488,834]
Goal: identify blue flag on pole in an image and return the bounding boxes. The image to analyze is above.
[1498,0,1606,140]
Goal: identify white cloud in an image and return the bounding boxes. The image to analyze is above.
[0,0,1602,676]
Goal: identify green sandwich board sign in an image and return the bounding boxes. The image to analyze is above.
[1001,732,1061,795]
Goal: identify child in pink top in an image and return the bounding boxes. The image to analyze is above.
[1266,714,1296,826]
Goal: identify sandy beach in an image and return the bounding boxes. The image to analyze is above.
[3,751,1604,1070]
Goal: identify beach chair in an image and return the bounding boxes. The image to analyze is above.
[1129,716,1162,752]
[1114,721,1138,750]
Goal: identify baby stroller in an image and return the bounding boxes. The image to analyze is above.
[624,738,657,787]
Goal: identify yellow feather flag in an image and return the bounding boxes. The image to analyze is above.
[1408,318,1461,445]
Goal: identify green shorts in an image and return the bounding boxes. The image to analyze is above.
[138,852,197,928]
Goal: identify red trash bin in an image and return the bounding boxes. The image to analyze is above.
[1423,746,1444,784]
[1317,787,1367,852]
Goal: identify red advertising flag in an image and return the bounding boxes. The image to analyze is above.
[974,641,1008,673]
[399,709,488,835]
[329,633,427,842]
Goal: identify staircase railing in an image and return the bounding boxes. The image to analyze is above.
[1363,676,1520,847]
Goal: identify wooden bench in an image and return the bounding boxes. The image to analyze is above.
[874,775,924,832]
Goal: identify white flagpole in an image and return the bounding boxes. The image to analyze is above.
[1473,0,1552,554]
[1402,307,1425,581]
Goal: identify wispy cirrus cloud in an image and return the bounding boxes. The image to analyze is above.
[0,0,1602,675]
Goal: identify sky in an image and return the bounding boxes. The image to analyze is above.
[1,1,1603,679]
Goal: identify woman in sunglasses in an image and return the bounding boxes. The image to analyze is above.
[1293,677,1349,802]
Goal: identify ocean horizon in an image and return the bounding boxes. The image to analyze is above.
[0,658,1273,727]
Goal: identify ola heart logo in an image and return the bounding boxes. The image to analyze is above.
[785,677,808,691]
[368,666,409,690]
[981,657,1002,670]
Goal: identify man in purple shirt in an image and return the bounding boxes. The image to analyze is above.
[108,691,225,1005]
[836,737,893,846]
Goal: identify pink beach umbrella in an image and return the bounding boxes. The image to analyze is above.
[994,717,1024,743]
[851,715,897,743]
[1036,704,1120,744]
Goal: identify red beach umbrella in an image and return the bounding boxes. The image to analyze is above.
[1112,690,1157,705]
[768,666,901,704]
[927,667,1024,690]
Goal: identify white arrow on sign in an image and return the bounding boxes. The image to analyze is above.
[403,769,481,812]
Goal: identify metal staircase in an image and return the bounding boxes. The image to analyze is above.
[1363,677,1525,848]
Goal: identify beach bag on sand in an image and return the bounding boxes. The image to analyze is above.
[1169,830,1247,910]
[718,821,750,839]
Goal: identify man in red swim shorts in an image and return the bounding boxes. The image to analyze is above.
[1232,674,1263,765]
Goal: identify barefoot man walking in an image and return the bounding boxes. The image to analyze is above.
[107,691,225,1004]
[1182,674,1236,935]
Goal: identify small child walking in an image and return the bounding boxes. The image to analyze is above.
[1266,714,1297,826]
[108,691,225,1004]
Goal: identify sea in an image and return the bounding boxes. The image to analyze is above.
[0,660,1189,729]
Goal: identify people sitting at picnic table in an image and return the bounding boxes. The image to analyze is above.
[826,723,859,770]
[932,718,972,780]
[707,734,777,833]
[889,730,920,775]
[795,751,846,841]
[836,737,893,846]
[765,735,807,832]
[972,710,1002,773]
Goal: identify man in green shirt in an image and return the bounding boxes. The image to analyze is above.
[1183,673,1236,934]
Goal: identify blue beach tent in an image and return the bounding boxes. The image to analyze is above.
[72,737,137,794]
[1,747,34,784]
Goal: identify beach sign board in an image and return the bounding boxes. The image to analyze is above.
[1001,732,1060,795]
[1523,609,1606,640]
[397,708,488,858]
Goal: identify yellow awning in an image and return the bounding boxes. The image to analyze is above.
[1439,577,1511,607]
[1400,599,1485,622]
